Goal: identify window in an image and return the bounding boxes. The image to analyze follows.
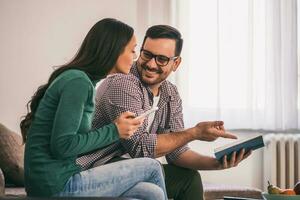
[174,0,298,130]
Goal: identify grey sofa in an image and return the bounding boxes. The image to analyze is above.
[0,122,262,200]
[0,168,262,200]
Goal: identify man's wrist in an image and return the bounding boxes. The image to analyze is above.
[213,158,222,170]
[187,127,201,140]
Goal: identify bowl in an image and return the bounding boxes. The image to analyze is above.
[262,192,300,200]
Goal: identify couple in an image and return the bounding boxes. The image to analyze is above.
[21,18,251,200]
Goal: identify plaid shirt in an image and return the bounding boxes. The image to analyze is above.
[76,64,189,170]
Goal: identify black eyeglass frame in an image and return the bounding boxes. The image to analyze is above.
[140,48,179,67]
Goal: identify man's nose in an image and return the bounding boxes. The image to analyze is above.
[147,57,158,68]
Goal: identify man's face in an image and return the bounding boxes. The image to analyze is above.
[137,38,181,89]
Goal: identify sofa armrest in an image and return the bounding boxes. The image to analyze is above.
[0,168,4,196]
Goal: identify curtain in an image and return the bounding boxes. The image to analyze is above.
[172,0,298,131]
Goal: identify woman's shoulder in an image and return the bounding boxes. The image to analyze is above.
[50,69,93,91]
[59,69,89,80]
[56,69,92,84]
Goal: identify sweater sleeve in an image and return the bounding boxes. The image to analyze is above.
[50,78,119,159]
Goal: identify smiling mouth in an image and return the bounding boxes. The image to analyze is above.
[141,65,161,75]
[144,70,159,79]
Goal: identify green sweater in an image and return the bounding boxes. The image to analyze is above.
[24,69,119,197]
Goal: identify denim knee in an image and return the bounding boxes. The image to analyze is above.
[140,157,161,166]
[122,182,165,200]
[139,158,162,172]
[142,182,165,200]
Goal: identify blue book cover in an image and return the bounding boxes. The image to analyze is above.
[214,135,265,161]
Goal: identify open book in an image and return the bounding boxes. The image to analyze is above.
[214,134,265,161]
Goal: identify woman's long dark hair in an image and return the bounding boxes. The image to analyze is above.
[20,18,134,143]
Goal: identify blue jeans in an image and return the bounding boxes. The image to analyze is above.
[57,158,167,200]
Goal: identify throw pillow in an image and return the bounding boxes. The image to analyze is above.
[0,123,24,186]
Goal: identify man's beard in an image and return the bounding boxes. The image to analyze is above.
[140,63,163,74]
[136,61,166,86]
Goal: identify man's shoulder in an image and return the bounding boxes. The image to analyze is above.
[165,80,178,90]
[98,73,143,95]
[164,80,181,97]
[107,73,141,85]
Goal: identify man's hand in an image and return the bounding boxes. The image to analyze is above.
[218,149,252,169]
[191,121,237,141]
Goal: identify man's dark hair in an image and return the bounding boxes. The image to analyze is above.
[142,25,183,56]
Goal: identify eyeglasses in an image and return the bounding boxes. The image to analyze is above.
[140,49,178,67]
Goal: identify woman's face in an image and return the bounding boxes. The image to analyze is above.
[110,35,137,74]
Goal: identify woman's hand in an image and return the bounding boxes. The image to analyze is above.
[114,111,144,139]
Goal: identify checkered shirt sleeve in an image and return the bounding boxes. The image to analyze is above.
[158,83,190,163]
[102,75,158,158]
[166,89,189,163]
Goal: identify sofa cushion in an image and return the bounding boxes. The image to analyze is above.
[0,123,24,186]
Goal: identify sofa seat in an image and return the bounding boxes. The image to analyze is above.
[4,187,139,200]
[3,183,263,200]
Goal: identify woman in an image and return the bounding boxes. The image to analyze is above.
[20,18,167,200]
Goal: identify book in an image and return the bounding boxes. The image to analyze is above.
[214,134,265,161]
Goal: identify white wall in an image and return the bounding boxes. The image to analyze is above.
[0,0,264,191]
[0,0,139,131]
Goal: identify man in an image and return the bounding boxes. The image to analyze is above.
[77,25,252,200]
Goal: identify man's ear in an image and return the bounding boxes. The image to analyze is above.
[172,57,182,72]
